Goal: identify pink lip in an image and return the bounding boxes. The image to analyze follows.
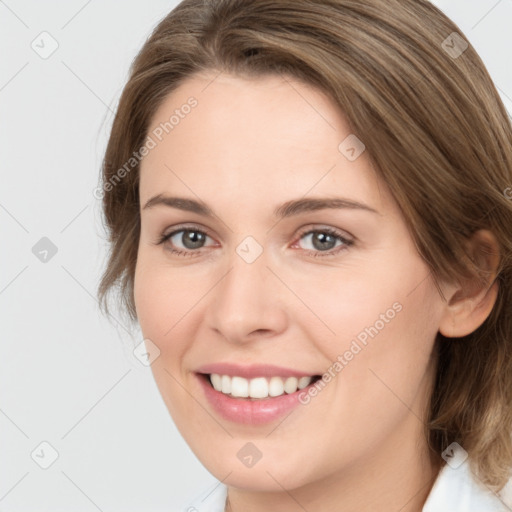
[195,367,321,425]
[196,362,317,379]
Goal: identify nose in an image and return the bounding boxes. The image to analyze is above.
[205,246,289,345]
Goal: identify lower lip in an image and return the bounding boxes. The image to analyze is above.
[197,374,315,425]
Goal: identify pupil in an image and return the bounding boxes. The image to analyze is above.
[313,232,336,251]
[183,230,205,249]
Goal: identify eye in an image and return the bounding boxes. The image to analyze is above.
[292,227,354,258]
[155,226,216,257]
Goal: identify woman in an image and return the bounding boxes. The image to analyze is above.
[96,0,512,510]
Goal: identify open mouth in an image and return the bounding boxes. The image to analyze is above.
[198,373,322,400]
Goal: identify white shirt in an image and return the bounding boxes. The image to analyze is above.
[180,460,512,511]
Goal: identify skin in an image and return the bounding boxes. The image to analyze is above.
[133,72,500,512]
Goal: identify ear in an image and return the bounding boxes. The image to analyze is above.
[438,229,500,338]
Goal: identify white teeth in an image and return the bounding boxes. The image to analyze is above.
[231,376,249,397]
[284,377,298,394]
[268,376,285,397]
[249,377,268,399]
[209,374,314,399]
[298,376,312,389]
[210,373,222,391]
[221,375,231,394]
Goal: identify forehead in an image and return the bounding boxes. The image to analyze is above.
[147,71,348,148]
[139,72,390,215]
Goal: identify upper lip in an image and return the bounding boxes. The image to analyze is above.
[196,363,320,379]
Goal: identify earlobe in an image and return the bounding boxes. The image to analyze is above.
[438,229,500,338]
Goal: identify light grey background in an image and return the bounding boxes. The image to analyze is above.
[1,1,511,511]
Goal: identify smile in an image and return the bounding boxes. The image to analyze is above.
[195,363,323,425]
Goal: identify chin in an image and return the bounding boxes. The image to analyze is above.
[190,440,319,492]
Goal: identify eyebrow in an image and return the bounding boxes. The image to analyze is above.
[142,194,380,217]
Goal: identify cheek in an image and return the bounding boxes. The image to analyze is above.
[133,258,202,423]
[134,257,197,374]
[325,274,441,429]
[301,253,440,415]
[133,255,195,358]
[276,259,407,360]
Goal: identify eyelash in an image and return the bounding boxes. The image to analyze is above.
[154,224,354,259]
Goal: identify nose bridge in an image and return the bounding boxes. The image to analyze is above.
[206,238,287,342]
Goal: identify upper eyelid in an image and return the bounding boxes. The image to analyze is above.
[164,223,216,241]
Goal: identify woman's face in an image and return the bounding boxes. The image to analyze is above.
[134,72,446,491]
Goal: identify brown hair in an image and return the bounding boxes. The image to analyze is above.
[97,0,512,491]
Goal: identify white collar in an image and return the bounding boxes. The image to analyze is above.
[422,459,512,511]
